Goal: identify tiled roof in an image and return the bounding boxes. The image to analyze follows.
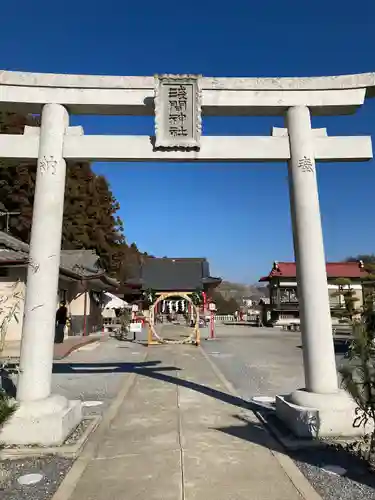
[0,232,29,254]
[259,261,368,282]
[0,231,118,287]
[59,250,103,278]
[141,257,208,291]
[0,248,28,263]
[124,257,221,291]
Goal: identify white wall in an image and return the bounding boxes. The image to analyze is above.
[0,268,26,342]
[280,280,362,290]
[69,290,88,316]
[276,277,364,313]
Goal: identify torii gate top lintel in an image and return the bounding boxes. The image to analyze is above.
[1,69,375,92]
[0,69,375,117]
[0,69,373,163]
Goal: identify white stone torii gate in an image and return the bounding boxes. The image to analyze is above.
[0,70,374,445]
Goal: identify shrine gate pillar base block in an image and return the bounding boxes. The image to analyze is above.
[0,104,82,446]
[275,105,361,438]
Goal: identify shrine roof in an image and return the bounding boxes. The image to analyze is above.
[124,257,221,292]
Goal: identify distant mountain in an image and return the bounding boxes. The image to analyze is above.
[217,281,268,303]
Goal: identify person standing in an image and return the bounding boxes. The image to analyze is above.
[55,300,68,344]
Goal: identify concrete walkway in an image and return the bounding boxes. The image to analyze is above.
[0,334,103,362]
[53,334,104,360]
[55,344,319,500]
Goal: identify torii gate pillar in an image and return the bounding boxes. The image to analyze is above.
[275,105,359,437]
[0,103,82,446]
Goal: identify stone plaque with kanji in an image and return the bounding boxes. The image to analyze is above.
[154,74,202,149]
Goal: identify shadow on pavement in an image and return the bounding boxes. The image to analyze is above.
[215,414,375,492]
[53,361,164,374]
[52,360,257,411]
[0,369,17,398]
[52,359,375,492]
[297,338,350,355]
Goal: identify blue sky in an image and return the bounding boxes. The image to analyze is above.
[1,0,375,283]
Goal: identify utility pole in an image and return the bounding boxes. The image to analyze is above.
[0,210,21,233]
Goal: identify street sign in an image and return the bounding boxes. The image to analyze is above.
[130,322,143,333]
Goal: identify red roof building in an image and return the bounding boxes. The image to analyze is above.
[258,261,367,327]
[259,261,368,282]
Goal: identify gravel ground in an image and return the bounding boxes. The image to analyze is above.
[0,456,73,500]
[202,325,375,500]
[64,418,92,445]
[0,336,148,499]
[293,447,375,500]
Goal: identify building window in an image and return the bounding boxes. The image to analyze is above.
[280,313,295,319]
[59,289,67,302]
[271,286,298,305]
[279,288,298,304]
[90,290,103,306]
[271,287,278,304]
[0,268,8,277]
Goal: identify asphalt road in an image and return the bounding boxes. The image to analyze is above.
[200,325,346,401]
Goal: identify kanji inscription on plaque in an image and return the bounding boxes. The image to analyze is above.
[154,74,202,149]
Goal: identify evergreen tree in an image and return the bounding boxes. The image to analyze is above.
[338,259,375,466]
[331,277,359,323]
[0,112,144,280]
[346,255,375,264]
[361,261,375,318]
[63,163,126,273]
[0,390,16,428]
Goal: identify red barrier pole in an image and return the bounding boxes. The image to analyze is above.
[210,309,215,339]
[83,288,88,336]
[202,291,207,317]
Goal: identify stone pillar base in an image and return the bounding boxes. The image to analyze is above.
[276,389,370,438]
[0,394,82,446]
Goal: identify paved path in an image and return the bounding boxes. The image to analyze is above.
[201,325,345,400]
[1,333,104,362]
[0,338,149,500]
[201,326,305,399]
[54,334,105,360]
[52,336,147,417]
[155,322,196,342]
[56,344,317,500]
